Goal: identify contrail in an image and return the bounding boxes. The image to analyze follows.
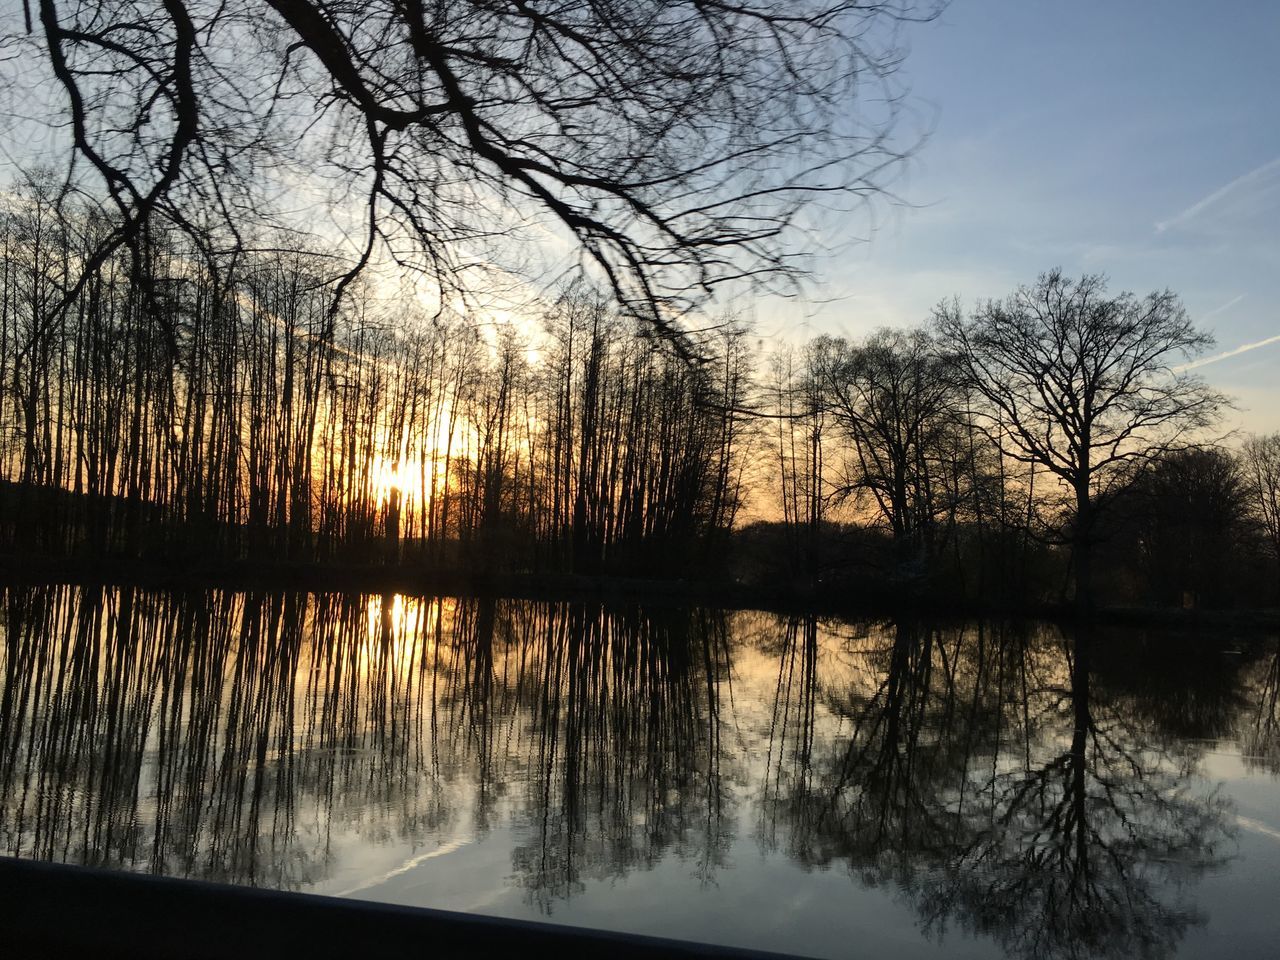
[1180,331,1280,371]
[1201,293,1246,321]
[1156,155,1280,233]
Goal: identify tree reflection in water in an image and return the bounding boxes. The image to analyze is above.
[0,584,1267,958]
[0,587,450,888]
[1240,637,1280,776]
[0,585,733,905]
[507,604,734,910]
[761,616,1241,960]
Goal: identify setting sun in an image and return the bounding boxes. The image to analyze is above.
[371,457,417,508]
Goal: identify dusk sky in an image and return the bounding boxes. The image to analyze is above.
[786,1,1280,433]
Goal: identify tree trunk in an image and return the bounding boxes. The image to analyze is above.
[1074,486,1093,615]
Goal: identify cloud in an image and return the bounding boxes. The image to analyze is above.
[1156,155,1280,234]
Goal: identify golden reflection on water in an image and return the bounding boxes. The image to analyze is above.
[362,593,451,667]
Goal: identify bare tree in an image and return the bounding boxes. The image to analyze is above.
[815,328,961,567]
[766,340,830,578]
[935,271,1224,610]
[13,0,937,352]
[1242,433,1280,596]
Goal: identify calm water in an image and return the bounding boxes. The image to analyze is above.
[1,585,1277,959]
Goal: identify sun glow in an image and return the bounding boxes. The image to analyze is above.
[369,451,448,512]
[365,400,478,514]
[371,456,418,508]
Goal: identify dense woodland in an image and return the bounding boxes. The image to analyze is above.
[1,175,1278,609]
[0,175,750,576]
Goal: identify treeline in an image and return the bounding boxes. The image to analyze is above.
[756,330,1280,610]
[3,174,1278,609]
[0,175,748,575]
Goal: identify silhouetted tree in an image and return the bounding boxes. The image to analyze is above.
[16,0,936,352]
[1123,446,1249,607]
[766,341,832,580]
[1242,433,1280,599]
[0,192,748,571]
[935,271,1224,610]
[815,329,962,570]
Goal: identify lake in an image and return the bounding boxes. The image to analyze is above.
[1,584,1277,958]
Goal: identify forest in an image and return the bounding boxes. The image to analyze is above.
[1,172,1276,611]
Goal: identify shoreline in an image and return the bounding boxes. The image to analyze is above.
[2,553,1277,631]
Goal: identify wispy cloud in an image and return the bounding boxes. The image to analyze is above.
[1181,329,1280,371]
[1156,155,1280,234]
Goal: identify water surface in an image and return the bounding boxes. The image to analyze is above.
[1,585,1277,958]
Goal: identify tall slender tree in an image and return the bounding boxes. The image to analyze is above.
[1242,433,1280,598]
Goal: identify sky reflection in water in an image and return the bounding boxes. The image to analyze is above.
[1,586,1277,959]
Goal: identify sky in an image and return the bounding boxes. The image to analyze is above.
[3,2,1276,432]
[772,1,1280,434]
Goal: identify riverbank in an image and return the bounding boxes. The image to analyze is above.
[1,552,1277,631]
